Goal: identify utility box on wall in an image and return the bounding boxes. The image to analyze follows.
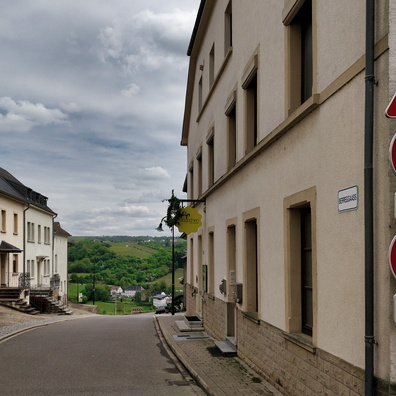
[233,283,243,304]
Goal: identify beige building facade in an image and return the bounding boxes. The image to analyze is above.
[181,1,396,395]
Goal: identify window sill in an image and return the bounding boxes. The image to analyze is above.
[241,311,260,324]
[282,332,316,354]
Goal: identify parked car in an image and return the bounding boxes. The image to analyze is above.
[155,303,170,314]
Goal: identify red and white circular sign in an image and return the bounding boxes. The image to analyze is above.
[389,235,396,279]
[389,134,396,174]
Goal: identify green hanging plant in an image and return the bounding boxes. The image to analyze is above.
[165,192,186,228]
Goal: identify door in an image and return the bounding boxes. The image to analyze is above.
[226,302,236,337]
[1,254,6,286]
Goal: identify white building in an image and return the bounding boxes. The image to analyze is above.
[54,222,71,304]
[181,1,394,395]
[0,167,70,308]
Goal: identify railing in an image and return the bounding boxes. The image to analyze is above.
[50,274,60,289]
[18,273,30,289]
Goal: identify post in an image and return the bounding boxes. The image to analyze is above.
[92,262,96,306]
[171,224,175,315]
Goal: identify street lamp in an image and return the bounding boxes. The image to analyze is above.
[156,216,175,316]
[156,191,205,316]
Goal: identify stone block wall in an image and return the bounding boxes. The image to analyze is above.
[199,294,379,396]
[202,293,227,341]
[236,309,365,396]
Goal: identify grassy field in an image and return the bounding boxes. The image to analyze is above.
[88,300,155,315]
[108,242,157,258]
[149,268,184,292]
[68,283,86,302]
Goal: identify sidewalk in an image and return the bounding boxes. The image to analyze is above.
[155,313,283,396]
[0,305,95,342]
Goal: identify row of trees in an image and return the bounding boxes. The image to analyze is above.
[68,239,186,290]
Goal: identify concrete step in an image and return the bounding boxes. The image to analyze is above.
[214,340,237,357]
[176,320,204,332]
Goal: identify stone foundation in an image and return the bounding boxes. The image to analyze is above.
[199,294,375,396]
[202,292,227,341]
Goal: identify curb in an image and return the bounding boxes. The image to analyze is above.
[154,314,217,396]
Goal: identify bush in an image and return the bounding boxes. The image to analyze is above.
[83,283,110,302]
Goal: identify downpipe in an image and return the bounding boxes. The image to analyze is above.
[364,0,375,395]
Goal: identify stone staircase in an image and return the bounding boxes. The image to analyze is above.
[214,336,237,357]
[0,288,40,315]
[29,294,73,315]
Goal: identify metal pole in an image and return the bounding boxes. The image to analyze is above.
[171,225,175,315]
[92,262,96,306]
[364,0,375,394]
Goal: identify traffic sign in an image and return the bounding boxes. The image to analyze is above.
[389,235,396,279]
[390,135,396,173]
[386,93,396,118]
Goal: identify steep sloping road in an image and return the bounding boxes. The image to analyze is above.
[0,313,204,396]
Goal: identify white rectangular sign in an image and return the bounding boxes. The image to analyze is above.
[338,186,358,212]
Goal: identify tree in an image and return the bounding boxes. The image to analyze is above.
[83,283,110,303]
[134,291,142,303]
[70,273,79,283]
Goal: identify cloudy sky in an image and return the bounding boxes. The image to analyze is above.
[0,0,199,236]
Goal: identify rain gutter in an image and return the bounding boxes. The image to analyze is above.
[364,0,375,394]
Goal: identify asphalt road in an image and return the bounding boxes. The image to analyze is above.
[0,313,205,396]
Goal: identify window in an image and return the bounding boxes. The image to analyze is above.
[226,99,237,170]
[301,206,313,336]
[55,254,58,274]
[1,210,6,232]
[245,74,258,152]
[196,149,202,198]
[12,255,18,273]
[27,222,35,242]
[13,213,18,234]
[227,222,237,299]
[224,1,233,55]
[208,230,214,294]
[28,260,35,277]
[207,129,214,187]
[189,238,194,285]
[209,44,215,88]
[45,259,50,275]
[243,209,259,314]
[38,225,42,243]
[189,164,194,200]
[242,53,259,154]
[284,187,316,339]
[44,226,50,244]
[198,76,203,113]
[284,0,313,114]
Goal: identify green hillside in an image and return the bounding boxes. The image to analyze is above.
[109,242,157,258]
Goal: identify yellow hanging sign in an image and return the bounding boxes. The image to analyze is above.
[176,206,202,234]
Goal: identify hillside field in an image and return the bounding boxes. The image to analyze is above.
[108,242,157,258]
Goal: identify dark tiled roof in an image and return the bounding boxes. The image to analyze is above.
[0,241,22,253]
[53,222,71,237]
[0,167,56,214]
